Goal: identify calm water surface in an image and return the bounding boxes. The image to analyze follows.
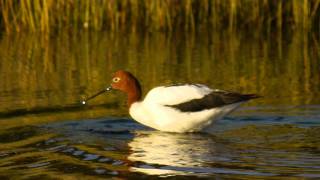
[0,30,319,179]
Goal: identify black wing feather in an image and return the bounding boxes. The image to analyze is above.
[166,91,259,112]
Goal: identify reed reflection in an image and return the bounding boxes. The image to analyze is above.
[0,30,319,121]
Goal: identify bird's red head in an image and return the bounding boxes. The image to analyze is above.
[111,70,142,106]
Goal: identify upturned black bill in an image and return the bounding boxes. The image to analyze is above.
[81,86,112,104]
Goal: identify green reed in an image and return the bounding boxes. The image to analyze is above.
[0,0,319,33]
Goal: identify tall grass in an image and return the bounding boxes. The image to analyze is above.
[0,0,319,33]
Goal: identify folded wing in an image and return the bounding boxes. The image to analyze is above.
[166,91,259,112]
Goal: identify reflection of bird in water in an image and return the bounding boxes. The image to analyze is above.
[127,131,219,176]
[84,70,259,132]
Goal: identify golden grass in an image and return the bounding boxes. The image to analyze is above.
[0,0,319,33]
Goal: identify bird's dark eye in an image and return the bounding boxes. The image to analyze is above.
[112,77,121,83]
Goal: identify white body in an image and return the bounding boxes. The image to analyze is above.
[129,84,243,133]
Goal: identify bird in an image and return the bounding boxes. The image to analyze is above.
[83,70,259,133]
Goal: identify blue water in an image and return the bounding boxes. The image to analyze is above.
[16,105,316,179]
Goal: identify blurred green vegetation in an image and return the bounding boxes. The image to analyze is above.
[0,0,319,33]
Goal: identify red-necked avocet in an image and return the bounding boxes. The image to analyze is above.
[82,70,259,133]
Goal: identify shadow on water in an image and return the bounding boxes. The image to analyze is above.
[0,30,319,178]
[0,102,119,119]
